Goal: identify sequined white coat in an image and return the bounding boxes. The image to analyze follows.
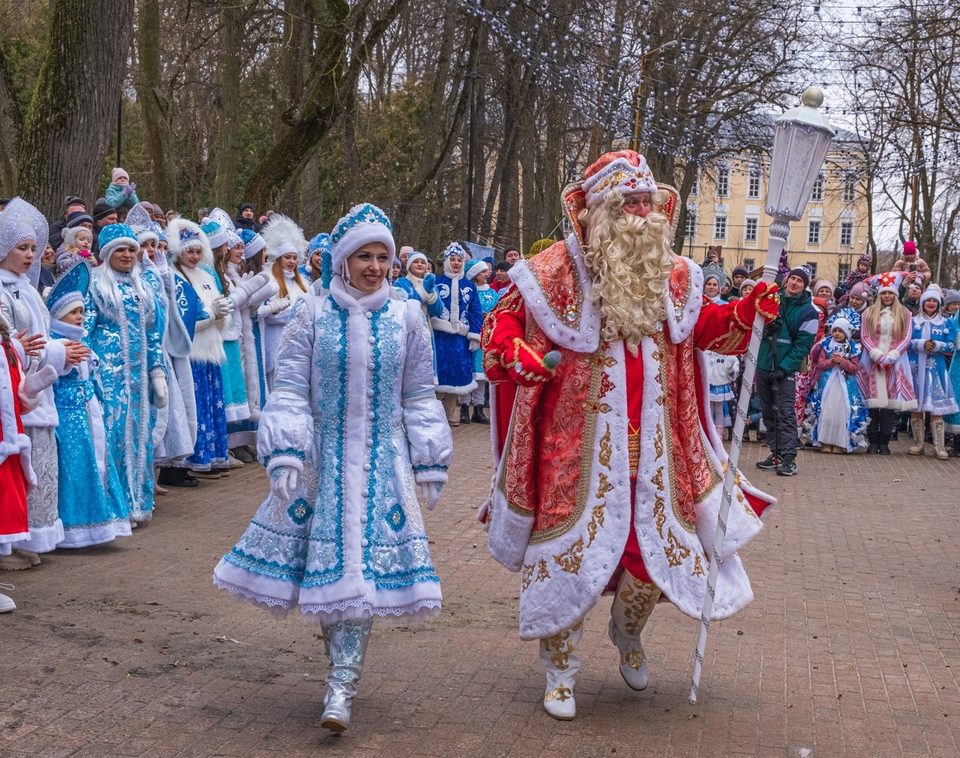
[214,277,453,621]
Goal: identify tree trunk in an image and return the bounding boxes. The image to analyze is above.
[0,46,22,196]
[17,0,136,218]
[212,0,245,206]
[134,0,176,209]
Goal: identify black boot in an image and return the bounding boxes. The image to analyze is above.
[950,434,960,457]
[157,467,199,488]
[866,431,879,455]
[878,434,892,455]
[460,404,471,424]
[471,406,489,424]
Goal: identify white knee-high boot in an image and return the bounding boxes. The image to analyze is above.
[320,618,373,732]
[539,621,583,720]
[608,570,661,690]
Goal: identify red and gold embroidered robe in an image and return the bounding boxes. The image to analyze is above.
[482,238,774,641]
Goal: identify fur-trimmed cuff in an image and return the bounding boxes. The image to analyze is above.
[262,448,306,474]
[488,490,534,572]
[413,464,448,484]
[887,348,900,362]
[467,331,481,342]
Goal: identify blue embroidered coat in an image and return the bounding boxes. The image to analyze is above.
[908,314,959,416]
[214,277,453,622]
[84,271,165,522]
[431,274,482,393]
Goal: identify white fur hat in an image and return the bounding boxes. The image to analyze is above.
[261,215,308,264]
[330,203,395,274]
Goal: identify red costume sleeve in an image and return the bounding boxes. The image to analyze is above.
[480,287,556,386]
[694,282,780,355]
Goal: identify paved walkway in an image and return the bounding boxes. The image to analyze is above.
[2,426,960,757]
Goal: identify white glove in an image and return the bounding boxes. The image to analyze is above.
[270,297,291,315]
[212,296,234,318]
[229,271,271,309]
[419,481,443,511]
[270,466,298,504]
[468,338,480,352]
[151,372,168,408]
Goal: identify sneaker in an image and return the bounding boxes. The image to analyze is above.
[776,459,798,476]
[226,452,244,469]
[0,584,15,613]
[755,454,781,470]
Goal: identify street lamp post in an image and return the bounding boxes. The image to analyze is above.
[688,87,835,705]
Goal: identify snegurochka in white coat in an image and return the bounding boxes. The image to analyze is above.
[214,202,452,734]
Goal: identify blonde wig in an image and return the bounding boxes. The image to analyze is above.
[862,295,911,342]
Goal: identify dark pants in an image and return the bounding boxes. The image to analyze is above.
[867,408,897,441]
[756,370,798,461]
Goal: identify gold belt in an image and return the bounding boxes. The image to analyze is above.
[628,425,641,477]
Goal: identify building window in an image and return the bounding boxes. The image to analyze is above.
[838,262,851,280]
[743,258,755,271]
[714,215,727,240]
[689,169,699,196]
[842,175,856,203]
[807,219,821,245]
[840,221,854,247]
[745,217,759,242]
[748,167,761,199]
[716,166,730,198]
[806,261,818,278]
[810,172,824,202]
[685,209,697,238]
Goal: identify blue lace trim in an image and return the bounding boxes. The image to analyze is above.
[263,447,305,468]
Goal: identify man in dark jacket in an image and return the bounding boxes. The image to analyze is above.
[755,266,819,476]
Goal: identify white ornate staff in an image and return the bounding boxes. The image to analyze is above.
[689,87,835,704]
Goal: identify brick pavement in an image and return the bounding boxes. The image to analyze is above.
[2,427,960,757]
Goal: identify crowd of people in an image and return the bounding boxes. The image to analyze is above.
[0,171,532,617]
[700,241,959,477]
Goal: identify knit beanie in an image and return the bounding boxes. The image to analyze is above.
[65,210,94,229]
[903,240,918,257]
[93,199,115,221]
[848,281,870,301]
[787,266,811,289]
[112,167,130,184]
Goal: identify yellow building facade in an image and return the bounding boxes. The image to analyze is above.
[680,137,869,285]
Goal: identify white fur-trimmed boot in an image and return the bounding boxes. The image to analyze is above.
[608,570,661,691]
[909,413,925,455]
[320,619,372,733]
[539,621,583,720]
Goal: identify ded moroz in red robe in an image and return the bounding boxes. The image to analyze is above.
[481,188,775,642]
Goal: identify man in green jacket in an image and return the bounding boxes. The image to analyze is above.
[755,267,819,476]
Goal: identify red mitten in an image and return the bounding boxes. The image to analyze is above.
[507,339,558,386]
[734,281,780,328]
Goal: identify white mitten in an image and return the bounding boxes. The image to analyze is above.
[229,271,271,309]
[212,296,234,318]
[270,466,298,504]
[20,365,58,399]
[150,370,168,408]
[270,297,291,315]
[418,481,443,511]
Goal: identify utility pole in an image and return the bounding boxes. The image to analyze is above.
[466,68,480,243]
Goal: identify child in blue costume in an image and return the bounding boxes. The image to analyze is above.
[431,242,482,426]
[907,286,958,459]
[47,262,130,546]
[460,259,499,424]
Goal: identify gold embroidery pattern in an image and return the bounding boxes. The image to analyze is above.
[541,622,582,670]
[653,423,664,459]
[653,495,666,538]
[586,504,605,546]
[664,528,692,567]
[596,472,613,499]
[693,554,705,576]
[545,686,573,703]
[536,558,551,582]
[521,563,534,590]
[598,423,612,469]
[651,468,664,491]
[618,578,662,636]
[554,538,585,575]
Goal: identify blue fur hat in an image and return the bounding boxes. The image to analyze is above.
[97,223,140,265]
[200,220,230,249]
[238,227,266,260]
[442,241,469,260]
[46,258,90,320]
[308,232,332,254]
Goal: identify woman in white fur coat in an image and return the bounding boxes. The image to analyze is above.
[214,203,452,733]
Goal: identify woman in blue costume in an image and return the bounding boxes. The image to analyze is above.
[943,291,960,454]
[431,242,483,426]
[47,263,130,546]
[907,286,958,459]
[168,218,234,477]
[84,224,166,525]
[214,203,452,733]
[126,204,197,489]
